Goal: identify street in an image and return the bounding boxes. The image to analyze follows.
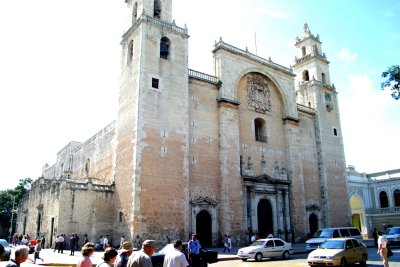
[211,246,400,267]
[12,245,399,267]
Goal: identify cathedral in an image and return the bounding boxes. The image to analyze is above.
[16,0,350,247]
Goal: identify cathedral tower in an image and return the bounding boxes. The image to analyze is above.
[293,24,350,228]
[114,0,190,240]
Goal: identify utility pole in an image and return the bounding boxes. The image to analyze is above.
[9,196,17,242]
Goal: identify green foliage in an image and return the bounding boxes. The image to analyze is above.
[0,178,32,238]
[381,65,400,100]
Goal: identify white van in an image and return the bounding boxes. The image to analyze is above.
[305,227,363,251]
[384,227,400,246]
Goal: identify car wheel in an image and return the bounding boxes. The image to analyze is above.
[340,258,347,267]
[282,250,290,259]
[359,254,367,266]
[255,252,263,262]
[241,259,247,262]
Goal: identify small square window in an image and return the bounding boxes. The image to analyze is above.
[152,78,159,89]
[333,128,338,136]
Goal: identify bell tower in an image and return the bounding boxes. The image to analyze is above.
[114,0,190,240]
[293,24,350,228]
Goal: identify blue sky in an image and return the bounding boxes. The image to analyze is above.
[0,0,399,190]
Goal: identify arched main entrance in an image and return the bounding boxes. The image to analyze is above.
[257,199,273,238]
[309,213,318,237]
[349,195,365,234]
[196,210,212,247]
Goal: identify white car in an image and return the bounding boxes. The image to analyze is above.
[237,238,294,262]
[384,227,400,246]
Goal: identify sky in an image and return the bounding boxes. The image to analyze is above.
[0,0,399,190]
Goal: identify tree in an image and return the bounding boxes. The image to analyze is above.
[381,65,400,100]
[0,178,32,238]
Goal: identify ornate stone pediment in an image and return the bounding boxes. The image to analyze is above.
[190,196,218,207]
[247,74,271,113]
[306,203,320,211]
[243,174,291,185]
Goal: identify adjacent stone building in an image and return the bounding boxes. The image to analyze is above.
[16,0,350,247]
[347,166,400,238]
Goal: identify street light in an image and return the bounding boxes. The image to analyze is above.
[8,196,18,242]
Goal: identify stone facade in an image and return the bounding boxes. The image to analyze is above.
[16,2,350,247]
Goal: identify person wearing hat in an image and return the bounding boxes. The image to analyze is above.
[127,239,156,267]
[188,234,201,267]
[115,241,134,267]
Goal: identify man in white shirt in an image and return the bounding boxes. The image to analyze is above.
[103,235,109,250]
[163,240,189,267]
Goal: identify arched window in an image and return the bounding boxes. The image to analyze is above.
[127,40,134,64]
[254,118,267,143]
[302,46,306,57]
[119,212,124,223]
[302,70,310,81]
[132,2,138,22]
[321,73,326,83]
[379,191,389,208]
[85,158,90,177]
[153,0,161,19]
[313,45,318,53]
[394,189,400,207]
[160,37,170,60]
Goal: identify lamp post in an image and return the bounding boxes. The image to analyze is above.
[8,196,17,242]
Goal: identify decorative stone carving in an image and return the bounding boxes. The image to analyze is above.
[306,203,320,211]
[247,74,271,113]
[190,196,218,208]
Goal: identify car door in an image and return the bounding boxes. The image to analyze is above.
[344,239,355,263]
[262,240,277,258]
[350,239,363,262]
[273,239,286,257]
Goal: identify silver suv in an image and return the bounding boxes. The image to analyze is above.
[384,227,400,246]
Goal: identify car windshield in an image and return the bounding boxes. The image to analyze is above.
[249,240,265,247]
[386,228,400,235]
[0,240,9,248]
[318,229,333,238]
[321,240,345,249]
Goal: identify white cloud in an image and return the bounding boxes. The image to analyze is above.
[340,74,400,173]
[335,48,358,63]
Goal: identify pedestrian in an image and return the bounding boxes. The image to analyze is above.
[103,235,110,251]
[97,247,118,267]
[3,245,31,267]
[115,241,134,267]
[58,234,65,253]
[70,234,77,256]
[134,235,142,249]
[222,235,231,253]
[127,239,156,267]
[83,234,89,246]
[163,240,189,267]
[250,233,256,243]
[188,234,201,267]
[34,240,44,263]
[119,236,126,250]
[267,233,273,238]
[373,228,378,247]
[377,231,389,267]
[76,242,95,267]
[54,235,59,252]
[40,236,46,249]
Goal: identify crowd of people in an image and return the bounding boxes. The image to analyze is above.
[0,232,205,267]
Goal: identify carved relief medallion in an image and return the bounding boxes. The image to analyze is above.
[247,74,271,113]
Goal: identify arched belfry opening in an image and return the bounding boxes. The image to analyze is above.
[127,40,134,64]
[302,46,306,57]
[153,0,161,19]
[254,118,267,143]
[196,210,212,247]
[257,199,273,238]
[160,37,170,59]
[302,70,310,81]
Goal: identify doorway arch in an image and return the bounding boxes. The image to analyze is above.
[196,210,212,247]
[309,213,318,237]
[257,199,273,238]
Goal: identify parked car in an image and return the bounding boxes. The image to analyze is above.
[307,238,368,267]
[384,227,400,247]
[306,227,363,251]
[151,243,218,267]
[237,238,294,262]
[0,239,11,260]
